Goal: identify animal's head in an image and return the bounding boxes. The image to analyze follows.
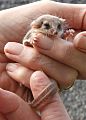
[31,14,67,37]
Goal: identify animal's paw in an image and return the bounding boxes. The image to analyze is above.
[63,29,75,42]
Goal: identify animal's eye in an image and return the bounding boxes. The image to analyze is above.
[43,22,50,29]
[41,21,43,25]
[57,23,61,30]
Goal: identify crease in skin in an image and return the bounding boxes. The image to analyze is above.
[0,12,31,44]
[81,9,86,30]
[0,71,14,91]
[0,33,7,54]
[0,53,8,62]
[0,21,22,43]
[6,105,19,116]
[9,16,30,41]
[71,6,84,30]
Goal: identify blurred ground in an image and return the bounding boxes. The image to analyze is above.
[0,0,86,10]
[0,0,86,120]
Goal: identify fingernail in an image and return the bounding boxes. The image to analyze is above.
[6,63,18,72]
[4,42,23,55]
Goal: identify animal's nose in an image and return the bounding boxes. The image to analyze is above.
[50,28,58,35]
[50,29,57,35]
[53,30,57,35]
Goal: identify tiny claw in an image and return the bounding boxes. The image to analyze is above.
[33,37,38,42]
[23,39,33,47]
[31,36,40,46]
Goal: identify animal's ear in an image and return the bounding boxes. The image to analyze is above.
[59,18,69,29]
[59,18,66,23]
[31,19,43,28]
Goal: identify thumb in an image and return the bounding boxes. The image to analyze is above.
[74,31,86,52]
[30,71,71,120]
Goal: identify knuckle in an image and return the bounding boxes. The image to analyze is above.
[64,71,77,89]
[60,43,73,62]
[30,52,41,64]
[58,69,78,89]
[20,47,48,70]
[27,49,49,70]
[24,48,42,69]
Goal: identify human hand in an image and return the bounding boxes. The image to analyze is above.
[4,42,77,90]
[25,31,86,80]
[16,2,86,80]
[0,70,71,120]
[1,1,86,91]
[27,2,86,80]
[0,1,49,92]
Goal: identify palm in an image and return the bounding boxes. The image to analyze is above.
[0,25,26,94]
[0,9,30,94]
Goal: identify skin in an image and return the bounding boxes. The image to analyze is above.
[3,1,86,89]
[22,14,76,89]
[0,1,86,119]
[0,71,71,120]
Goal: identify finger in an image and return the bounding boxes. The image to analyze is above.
[6,63,33,88]
[29,33,86,79]
[30,71,71,120]
[0,88,40,120]
[74,31,86,52]
[6,63,35,101]
[4,42,78,89]
[0,63,30,100]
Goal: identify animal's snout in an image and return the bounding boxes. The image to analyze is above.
[50,28,57,35]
